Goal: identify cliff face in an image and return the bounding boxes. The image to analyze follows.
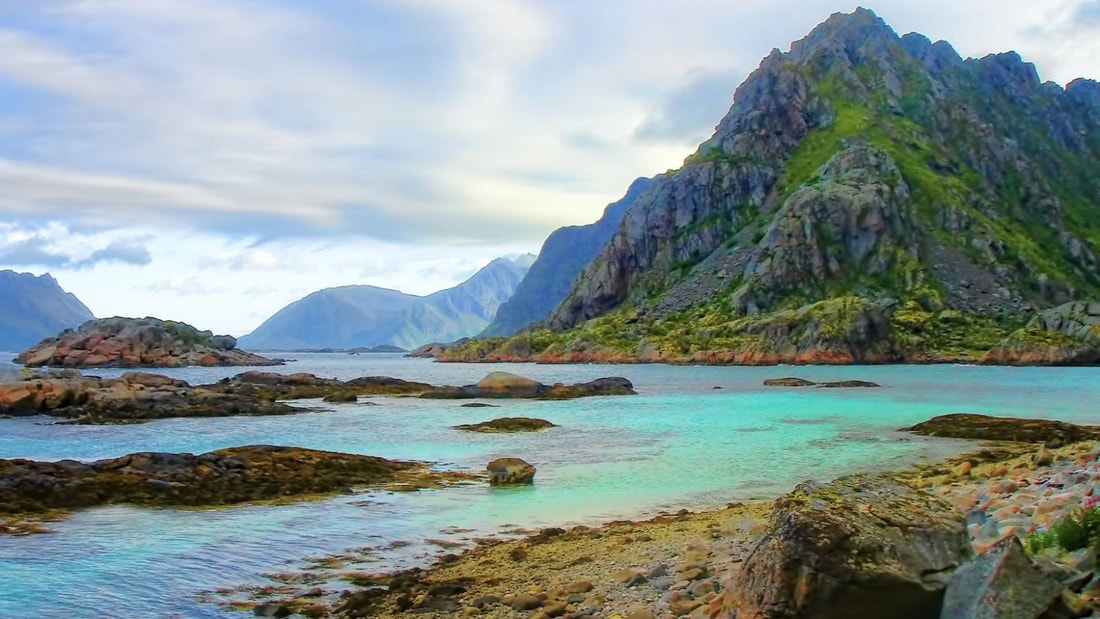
[480,178,653,337]
[0,271,94,351]
[438,8,1100,365]
[550,8,1100,334]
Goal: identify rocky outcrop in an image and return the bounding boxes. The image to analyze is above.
[941,537,1065,619]
[0,370,302,424]
[0,446,464,516]
[453,417,556,433]
[481,178,654,337]
[419,372,635,400]
[982,301,1100,365]
[15,317,281,368]
[486,458,536,485]
[201,371,432,401]
[902,414,1099,447]
[722,474,972,619]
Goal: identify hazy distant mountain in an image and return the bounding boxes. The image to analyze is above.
[479,177,653,336]
[238,256,533,350]
[0,271,95,351]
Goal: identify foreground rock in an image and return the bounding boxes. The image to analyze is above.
[982,301,1100,366]
[454,417,556,433]
[941,537,1064,619]
[0,446,470,516]
[486,457,536,485]
[420,371,635,400]
[903,414,1099,447]
[0,370,301,424]
[15,317,282,368]
[763,377,881,388]
[722,474,972,619]
[202,371,432,401]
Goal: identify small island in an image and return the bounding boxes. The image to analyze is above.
[14,316,283,368]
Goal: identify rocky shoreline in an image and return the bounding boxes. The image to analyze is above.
[0,369,635,424]
[223,414,1100,618]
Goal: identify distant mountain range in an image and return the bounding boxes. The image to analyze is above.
[238,255,534,350]
[0,270,95,351]
[480,177,654,337]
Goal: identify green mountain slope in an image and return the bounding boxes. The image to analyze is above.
[238,256,532,350]
[0,271,95,351]
[435,8,1100,365]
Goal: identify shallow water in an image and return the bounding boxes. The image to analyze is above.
[1,354,1098,617]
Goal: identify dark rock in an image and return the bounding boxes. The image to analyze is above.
[902,414,1098,447]
[817,380,881,388]
[764,377,816,387]
[453,417,556,433]
[420,372,635,400]
[722,474,972,618]
[253,602,292,617]
[459,402,498,408]
[941,537,1063,619]
[487,458,536,485]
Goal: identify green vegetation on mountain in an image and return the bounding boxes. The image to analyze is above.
[433,8,1100,365]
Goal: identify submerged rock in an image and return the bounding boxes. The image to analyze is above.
[453,417,556,433]
[487,458,536,485]
[903,414,1098,447]
[420,372,635,400]
[722,474,971,619]
[763,377,881,388]
[763,377,816,387]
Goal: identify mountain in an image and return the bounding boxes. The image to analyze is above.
[238,256,533,350]
[0,271,95,351]
[433,8,1100,365]
[480,177,654,337]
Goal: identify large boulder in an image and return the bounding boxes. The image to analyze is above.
[941,537,1064,619]
[721,474,972,619]
[474,372,543,395]
[486,458,536,485]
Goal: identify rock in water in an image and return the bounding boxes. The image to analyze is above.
[486,458,536,485]
[940,537,1063,619]
[721,474,972,619]
[902,414,1098,447]
[453,417,556,433]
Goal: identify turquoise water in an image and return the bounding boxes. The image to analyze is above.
[1,354,1098,617]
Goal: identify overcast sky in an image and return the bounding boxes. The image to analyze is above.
[1,1,1098,336]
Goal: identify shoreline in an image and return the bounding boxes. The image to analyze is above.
[221,433,1100,618]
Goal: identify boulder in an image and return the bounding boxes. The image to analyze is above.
[721,474,972,619]
[419,374,635,400]
[902,414,1098,447]
[940,537,1063,619]
[453,417,556,433]
[475,372,543,394]
[486,458,536,485]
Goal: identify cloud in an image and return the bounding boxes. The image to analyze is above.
[634,67,741,143]
[197,248,282,271]
[0,236,73,268]
[1074,1,1100,27]
[77,239,152,268]
[0,233,151,269]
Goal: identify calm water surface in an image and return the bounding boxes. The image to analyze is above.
[1,353,1098,617]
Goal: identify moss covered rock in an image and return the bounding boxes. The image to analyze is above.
[453,417,556,433]
[903,414,1099,447]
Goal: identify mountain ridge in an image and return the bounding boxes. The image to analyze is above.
[429,7,1100,365]
[0,270,95,351]
[238,255,533,351]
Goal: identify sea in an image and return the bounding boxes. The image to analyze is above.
[1,353,1098,618]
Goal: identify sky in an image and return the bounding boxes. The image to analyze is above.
[1,1,1098,336]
